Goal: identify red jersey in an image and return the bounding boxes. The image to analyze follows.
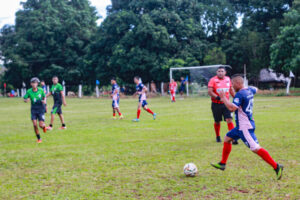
[169,82,177,92]
[208,76,232,104]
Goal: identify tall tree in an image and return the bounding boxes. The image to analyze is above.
[270,0,300,73]
[0,0,98,87]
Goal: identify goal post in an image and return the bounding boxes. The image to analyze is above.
[169,64,232,96]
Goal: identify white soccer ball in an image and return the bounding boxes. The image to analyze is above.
[183,163,198,177]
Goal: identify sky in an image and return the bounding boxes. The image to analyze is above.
[0,0,112,28]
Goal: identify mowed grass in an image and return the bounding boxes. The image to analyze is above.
[0,96,299,200]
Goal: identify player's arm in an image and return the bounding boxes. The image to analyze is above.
[142,86,148,93]
[60,91,67,106]
[219,90,237,112]
[46,92,52,97]
[42,91,46,104]
[208,87,220,100]
[23,91,29,103]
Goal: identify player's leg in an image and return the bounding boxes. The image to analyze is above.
[143,102,156,120]
[133,103,142,122]
[38,113,47,133]
[211,103,222,142]
[112,100,117,119]
[47,105,56,130]
[224,107,237,144]
[241,129,283,180]
[211,128,239,170]
[56,105,66,129]
[32,117,42,143]
[115,108,123,119]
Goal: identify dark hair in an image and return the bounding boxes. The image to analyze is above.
[52,76,58,79]
[231,74,244,79]
[111,77,116,81]
[134,76,140,80]
[41,80,45,82]
[218,66,226,71]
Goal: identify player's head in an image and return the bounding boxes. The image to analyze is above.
[181,77,184,80]
[111,77,116,85]
[30,77,40,89]
[40,80,45,86]
[52,76,59,84]
[216,66,226,79]
[171,79,174,83]
[134,76,140,84]
[231,74,244,92]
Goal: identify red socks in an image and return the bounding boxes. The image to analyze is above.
[118,112,122,116]
[137,109,141,119]
[221,142,232,164]
[257,148,277,170]
[113,113,116,117]
[227,122,234,131]
[214,123,221,137]
[146,108,154,115]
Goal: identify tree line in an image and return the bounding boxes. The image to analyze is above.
[0,0,299,89]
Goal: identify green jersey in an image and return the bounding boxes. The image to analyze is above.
[24,87,45,112]
[50,83,63,104]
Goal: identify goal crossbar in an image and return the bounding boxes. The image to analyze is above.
[169,64,232,96]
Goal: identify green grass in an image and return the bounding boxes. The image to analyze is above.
[0,96,299,199]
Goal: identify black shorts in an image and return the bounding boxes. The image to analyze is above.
[211,102,232,122]
[31,111,45,121]
[51,104,62,114]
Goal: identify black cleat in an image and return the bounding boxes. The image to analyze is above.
[211,162,226,171]
[232,140,238,145]
[275,163,284,180]
[216,136,221,143]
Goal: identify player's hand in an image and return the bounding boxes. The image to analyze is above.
[218,90,226,99]
[63,102,67,107]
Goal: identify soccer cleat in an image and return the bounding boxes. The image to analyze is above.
[211,162,226,171]
[112,116,117,120]
[59,126,67,130]
[275,163,284,180]
[119,115,124,119]
[232,140,238,145]
[153,113,157,120]
[43,126,47,133]
[132,118,140,122]
[46,126,52,131]
[37,139,42,143]
[216,136,221,143]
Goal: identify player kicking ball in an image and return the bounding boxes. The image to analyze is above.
[111,78,123,119]
[46,76,67,130]
[211,75,283,180]
[132,76,157,122]
[169,79,177,102]
[23,77,47,143]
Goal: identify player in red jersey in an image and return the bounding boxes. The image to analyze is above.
[208,66,237,143]
[169,79,177,102]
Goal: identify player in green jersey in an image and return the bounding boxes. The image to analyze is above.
[46,76,67,130]
[23,77,47,143]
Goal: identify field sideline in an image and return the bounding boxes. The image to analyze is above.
[0,96,299,199]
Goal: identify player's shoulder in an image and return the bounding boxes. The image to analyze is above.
[26,88,33,93]
[37,87,43,91]
[210,75,218,81]
[224,76,231,81]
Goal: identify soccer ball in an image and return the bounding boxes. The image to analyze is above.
[183,163,198,177]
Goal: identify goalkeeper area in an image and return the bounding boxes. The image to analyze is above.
[169,65,233,96]
[0,97,299,199]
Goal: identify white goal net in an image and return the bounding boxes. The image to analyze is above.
[169,65,232,96]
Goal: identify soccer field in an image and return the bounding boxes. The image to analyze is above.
[0,96,299,199]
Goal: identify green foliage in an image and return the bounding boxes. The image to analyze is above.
[270,0,300,72]
[0,0,98,87]
[203,47,226,65]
